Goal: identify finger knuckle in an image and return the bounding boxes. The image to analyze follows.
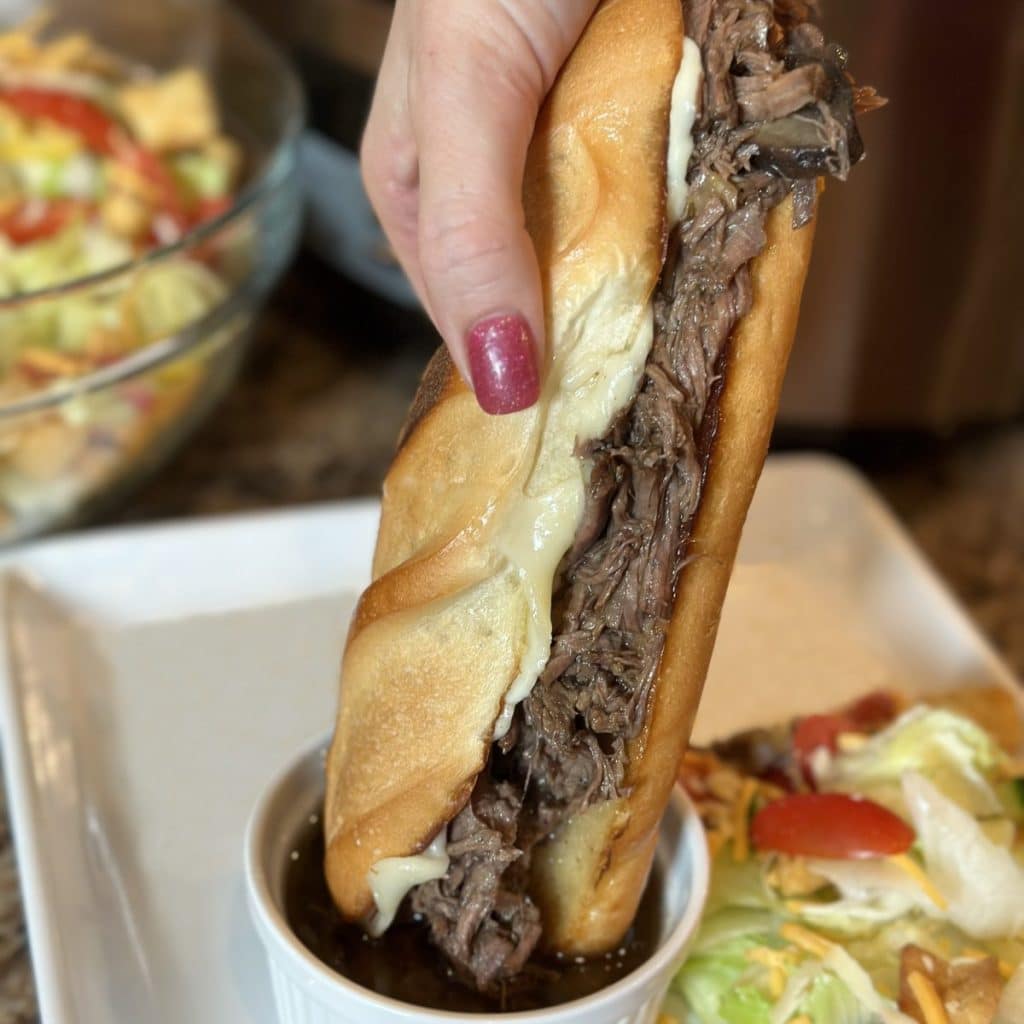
[359,130,386,199]
[420,205,511,287]
[495,0,567,92]
[496,0,601,93]
[360,126,417,209]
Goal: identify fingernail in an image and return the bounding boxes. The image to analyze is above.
[466,314,540,415]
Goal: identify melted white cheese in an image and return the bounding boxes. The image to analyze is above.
[366,831,449,936]
[492,306,654,741]
[366,35,705,929]
[667,37,702,228]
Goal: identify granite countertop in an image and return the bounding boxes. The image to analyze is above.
[0,255,1021,1020]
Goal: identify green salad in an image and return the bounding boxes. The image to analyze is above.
[663,688,1024,1024]
[0,15,242,536]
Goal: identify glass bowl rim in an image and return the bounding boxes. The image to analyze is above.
[0,277,262,421]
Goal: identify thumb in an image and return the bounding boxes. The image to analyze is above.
[412,0,598,414]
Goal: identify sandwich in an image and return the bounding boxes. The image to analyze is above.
[670,685,1024,1024]
[325,0,877,992]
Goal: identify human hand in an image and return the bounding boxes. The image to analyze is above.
[360,0,600,414]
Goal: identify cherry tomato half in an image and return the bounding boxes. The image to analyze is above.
[115,141,189,222]
[793,714,855,761]
[193,195,232,223]
[842,690,902,733]
[1,87,118,154]
[0,199,85,245]
[792,713,857,787]
[751,792,914,859]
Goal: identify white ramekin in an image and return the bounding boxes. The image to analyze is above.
[245,735,709,1024]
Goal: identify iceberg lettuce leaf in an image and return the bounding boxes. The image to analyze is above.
[903,772,1024,938]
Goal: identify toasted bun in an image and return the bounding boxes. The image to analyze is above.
[531,192,817,953]
[325,0,683,921]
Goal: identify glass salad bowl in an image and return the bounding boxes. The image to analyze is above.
[0,2,304,544]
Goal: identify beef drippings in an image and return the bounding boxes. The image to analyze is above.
[287,808,660,1012]
[410,0,870,991]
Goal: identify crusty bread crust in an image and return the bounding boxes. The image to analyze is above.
[324,0,683,921]
[531,193,818,953]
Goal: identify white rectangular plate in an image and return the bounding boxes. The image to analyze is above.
[0,455,1018,1024]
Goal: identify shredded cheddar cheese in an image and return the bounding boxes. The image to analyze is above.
[961,947,989,960]
[888,854,948,909]
[746,946,796,965]
[836,731,868,752]
[18,347,84,378]
[877,980,896,1000]
[758,779,786,801]
[731,778,758,863]
[767,856,828,897]
[707,831,726,859]
[999,960,1015,980]
[780,923,833,960]
[907,970,949,1024]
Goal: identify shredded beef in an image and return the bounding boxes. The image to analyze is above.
[735,63,828,122]
[410,0,870,991]
[411,781,541,990]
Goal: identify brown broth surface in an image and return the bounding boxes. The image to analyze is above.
[284,809,662,1013]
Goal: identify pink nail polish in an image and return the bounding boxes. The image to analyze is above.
[466,314,540,415]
